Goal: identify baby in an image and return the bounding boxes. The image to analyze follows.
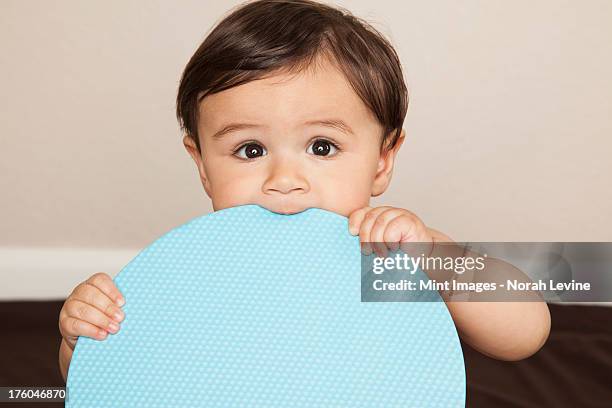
[58,0,550,381]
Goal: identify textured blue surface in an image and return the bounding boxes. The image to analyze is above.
[66,204,465,407]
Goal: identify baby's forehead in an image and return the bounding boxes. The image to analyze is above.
[198,62,377,131]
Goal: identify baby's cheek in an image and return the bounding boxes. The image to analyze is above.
[320,183,371,218]
[210,180,251,211]
[208,168,276,207]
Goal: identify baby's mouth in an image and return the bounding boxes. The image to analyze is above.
[261,202,311,216]
[277,209,309,215]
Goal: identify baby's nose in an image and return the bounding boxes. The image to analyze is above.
[262,159,309,195]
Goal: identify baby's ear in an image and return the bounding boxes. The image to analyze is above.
[183,134,212,197]
[371,129,406,197]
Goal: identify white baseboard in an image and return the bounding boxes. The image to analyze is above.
[0,247,140,300]
[2,246,611,307]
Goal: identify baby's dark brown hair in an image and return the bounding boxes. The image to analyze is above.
[176,0,408,154]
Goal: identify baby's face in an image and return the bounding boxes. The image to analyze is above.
[184,57,404,217]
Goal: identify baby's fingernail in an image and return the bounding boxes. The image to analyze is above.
[376,248,387,258]
[113,311,124,322]
[116,296,125,307]
[348,225,357,235]
[108,322,119,333]
[98,330,107,338]
[361,243,372,255]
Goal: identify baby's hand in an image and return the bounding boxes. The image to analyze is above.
[59,273,125,350]
[348,206,434,258]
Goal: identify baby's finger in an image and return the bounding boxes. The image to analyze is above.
[369,209,403,256]
[72,283,125,323]
[60,316,108,342]
[86,272,125,306]
[348,206,371,235]
[65,300,120,334]
[359,206,393,255]
[394,216,428,255]
[383,215,407,252]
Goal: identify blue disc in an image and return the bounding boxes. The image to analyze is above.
[66,204,465,407]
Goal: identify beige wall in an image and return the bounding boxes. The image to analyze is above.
[1,0,611,298]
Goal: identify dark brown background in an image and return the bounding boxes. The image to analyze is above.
[1,302,610,407]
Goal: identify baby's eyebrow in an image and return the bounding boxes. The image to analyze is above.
[211,118,354,140]
[212,123,265,140]
[303,118,354,136]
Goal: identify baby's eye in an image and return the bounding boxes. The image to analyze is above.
[234,142,267,159]
[307,139,339,157]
